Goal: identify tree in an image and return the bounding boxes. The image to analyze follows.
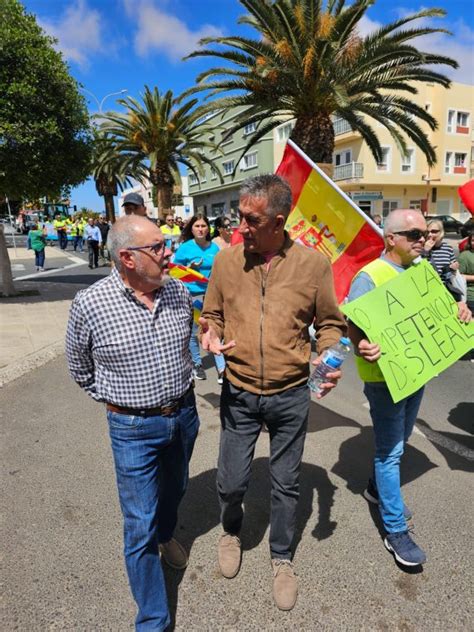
[0,0,93,200]
[91,132,138,223]
[184,0,458,167]
[99,86,222,218]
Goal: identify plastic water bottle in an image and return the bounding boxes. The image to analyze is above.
[308,337,352,394]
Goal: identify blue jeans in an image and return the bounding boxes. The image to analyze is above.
[364,382,424,534]
[189,321,225,372]
[107,389,200,631]
[34,249,45,268]
[74,235,83,252]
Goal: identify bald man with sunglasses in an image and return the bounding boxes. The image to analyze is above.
[66,216,200,631]
[347,209,471,568]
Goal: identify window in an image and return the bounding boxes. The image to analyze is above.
[277,122,294,142]
[244,122,256,135]
[376,147,391,172]
[447,109,470,134]
[382,200,399,215]
[189,173,198,185]
[241,151,258,170]
[445,152,452,174]
[211,168,218,181]
[409,200,422,210]
[454,152,467,174]
[357,200,372,216]
[401,148,415,173]
[223,160,234,175]
[148,191,152,199]
[335,150,352,166]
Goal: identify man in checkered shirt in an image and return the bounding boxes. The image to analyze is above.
[66,215,199,631]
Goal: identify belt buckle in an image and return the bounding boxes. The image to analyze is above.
[161,404,176,416]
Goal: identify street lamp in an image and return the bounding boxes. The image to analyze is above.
[81,88,128,113]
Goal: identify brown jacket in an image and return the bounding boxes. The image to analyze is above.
[201,234,346,395]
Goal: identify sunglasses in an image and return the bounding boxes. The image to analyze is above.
[126,241,166,255]
[428,229,441,234]
[392,229,428,241]
[222,223,232,229]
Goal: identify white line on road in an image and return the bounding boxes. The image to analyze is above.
[14,254,87,281]
[413,423,474,461]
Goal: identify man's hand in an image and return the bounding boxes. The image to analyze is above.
[310,355,342,400]
[457,302,472,323]
[358,339,381,362]
[199,317,236,355]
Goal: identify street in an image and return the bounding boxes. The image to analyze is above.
[1,257,473,631]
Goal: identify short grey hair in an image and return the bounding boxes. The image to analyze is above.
[107,216,150,270]
[383,209,425,237]
[239,174,293,219]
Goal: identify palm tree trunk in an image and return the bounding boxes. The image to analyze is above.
[157,186,173,220]
[104,194,116,223]
[0,224,17,296]
[291,113,335,173]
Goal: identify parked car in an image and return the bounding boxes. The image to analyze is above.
[425,214,464,234]
[460,217,474,238]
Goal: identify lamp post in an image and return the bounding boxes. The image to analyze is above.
[81,88,128,113]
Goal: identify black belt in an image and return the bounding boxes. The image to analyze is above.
[106,386,193,418]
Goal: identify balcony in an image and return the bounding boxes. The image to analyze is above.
[333,117,353,136]
[333,162,364,181]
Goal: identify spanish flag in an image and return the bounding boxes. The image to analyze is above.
[168,262,209,285]
[277,140,384,303]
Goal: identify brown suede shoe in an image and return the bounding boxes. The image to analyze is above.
[272,559,298,610]
[218,533,241,578]
[159,538,188,570]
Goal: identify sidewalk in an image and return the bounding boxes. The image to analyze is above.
[0,247,92,382]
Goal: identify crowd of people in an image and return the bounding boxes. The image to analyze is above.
[65,174,472,631]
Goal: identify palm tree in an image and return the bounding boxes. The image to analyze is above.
[184,0,458,168]
[99,86,223,218]
[91,132,139,223]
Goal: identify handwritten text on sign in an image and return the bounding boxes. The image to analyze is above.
[342,260,473,402]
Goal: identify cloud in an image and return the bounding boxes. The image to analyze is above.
[124,0,224,61]
[392,7,474,84]
[357,15,383,37]
[38,0,103,70]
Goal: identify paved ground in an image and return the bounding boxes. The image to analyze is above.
[1,242,473,630]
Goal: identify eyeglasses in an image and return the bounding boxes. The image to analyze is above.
[428,229,441,234]
[126,241,166,255]
[222,223,232,229]
[392,229,428,241]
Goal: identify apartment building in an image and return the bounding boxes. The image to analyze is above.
[325,81,473,220]
[187,107,275,218]
[190,81,473,220]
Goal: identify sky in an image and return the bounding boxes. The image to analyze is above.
[22,0,474,212]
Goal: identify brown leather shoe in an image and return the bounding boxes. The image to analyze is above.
[159,538,188,570]
[218,533,241,578]
[272,559,298,610]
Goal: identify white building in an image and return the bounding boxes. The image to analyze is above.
[117,176,194,220]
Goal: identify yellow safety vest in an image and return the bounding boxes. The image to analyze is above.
[353,258,400,382]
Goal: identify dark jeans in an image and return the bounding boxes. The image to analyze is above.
[34,249,45,268]
[87,240,99,267]
[57,230,68,250]
[217,380,309,559]
[107,389,200,631]
[73,235,83,252]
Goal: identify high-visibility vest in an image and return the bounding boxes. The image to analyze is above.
[353,258,400,382]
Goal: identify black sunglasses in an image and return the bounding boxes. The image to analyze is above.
[392,229,428,241]
[126,241,166,255]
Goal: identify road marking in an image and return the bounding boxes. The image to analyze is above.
[13,253,87,281]
[413,423,474,461]
[11,264,26,271]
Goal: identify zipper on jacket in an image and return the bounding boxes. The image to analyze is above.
[259,268,266,393]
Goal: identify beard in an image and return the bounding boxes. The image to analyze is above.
[135,259,170,288]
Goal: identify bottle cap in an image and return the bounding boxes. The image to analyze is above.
[340,336,351,346]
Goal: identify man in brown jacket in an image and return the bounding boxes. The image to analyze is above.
[200,174,346,611]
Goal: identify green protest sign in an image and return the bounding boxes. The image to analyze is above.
[341,260,474,402]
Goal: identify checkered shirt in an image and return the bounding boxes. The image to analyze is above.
[66,268,194,408]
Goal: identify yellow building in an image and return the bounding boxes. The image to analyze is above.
[274,81,473,221]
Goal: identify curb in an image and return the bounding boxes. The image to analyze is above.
[0,341,65,388]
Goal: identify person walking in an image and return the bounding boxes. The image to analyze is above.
[347,209,471,568]
[84,217,102,269]
[200,174,346,610]
[173,214,225,383]
[66,215,199,631]
[27,222,47,271]
[97,216,111,264]
[423,219,458,294]
[212,216,233,250]
[53,213,68,250]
